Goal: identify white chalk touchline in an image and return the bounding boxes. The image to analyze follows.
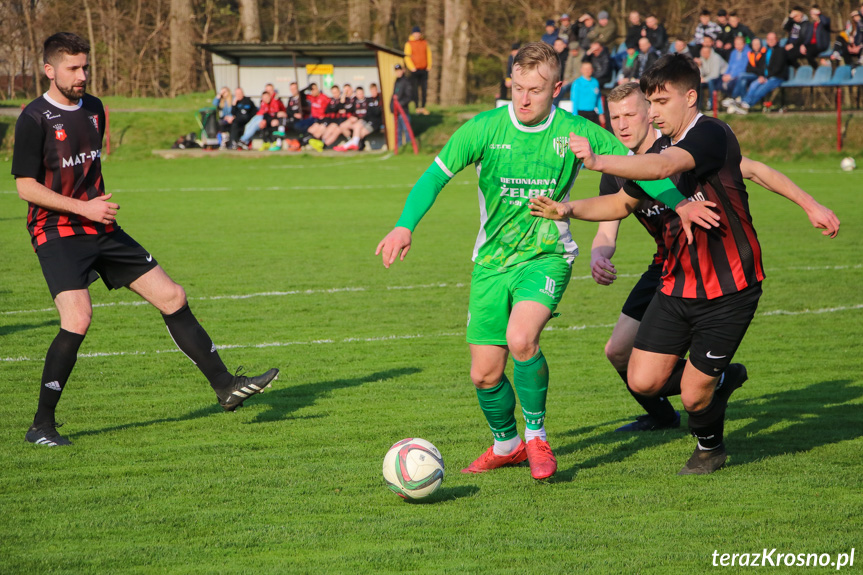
[0,324,616,363]
[3,265,861,316]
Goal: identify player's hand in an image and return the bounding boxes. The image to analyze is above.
[570,133,598,170]
[375,226,412,268]
[80,193,119,224]
[675,199,720,245]
[591,256,617,285]
[529,196,570,220]
[805,202,840,238]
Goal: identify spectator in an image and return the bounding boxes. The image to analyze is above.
[560,42,584,101]
[404,25,432,115]
[644,14,668,53]
[554,38,569,81]
[236,90,284,150]
[571,61,604,126]
[391,63,412,150]
[832,10,863,65]
[671,38,689,55]
[691,9,722,55]
[720,36,751,105]
[727,12,755,45]
[783,6,809,66]
[726,36,765,105]
[501,42,521,99]
[799,5,833,68]
[305,84,343,150]
[542,19,559,46]
[212,87,233,145]
[728,32,788,114]
[635,37,661,78]
[625,10,646,49]
[588,11,618,49]
[272,81,305,149]
[697,37,728,108]
[585,41,613,87]
[227,87,256,149]
[558,14,574,43]
[619,44,639,82]
[334,86,382,152]
[320,84,355,149]
[552,38,571,105]
[716,9,732,45]
[576,13,596,50]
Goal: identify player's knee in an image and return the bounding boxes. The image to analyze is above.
[604,340,631,371]
[163,282,187,314]
[470,366,505,389]
[681,388,712,412]
[505,334,538,362]
[627,372,663,397]
[62,310,92,335]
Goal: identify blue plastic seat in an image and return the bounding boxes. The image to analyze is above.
[826,66,852,86]
[841,67,863,86]
[782,65,812,86]
[809,65,834,86]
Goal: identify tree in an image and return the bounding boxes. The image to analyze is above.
[440,0,469,105]
[348,0,371,42]
[424,0,442,105]
[239,0,262,42]
[169,0,196,97]
[372,0,393,46]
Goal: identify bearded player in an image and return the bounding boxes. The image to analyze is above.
[12,33,279,447]
[376,43,718,480]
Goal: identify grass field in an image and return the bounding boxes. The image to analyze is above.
[1,151,861,574]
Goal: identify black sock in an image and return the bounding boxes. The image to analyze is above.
[618,369,676,423]
[162,304,232,389]
[686,395,726,450]
[34,329,86,426]
[655,357,687,397]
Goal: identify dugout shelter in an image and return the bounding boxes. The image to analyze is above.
[201,42,404,151]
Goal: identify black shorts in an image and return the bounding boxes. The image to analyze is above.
[621,263,663,322]
[633,282,762,376]
[36,229,159,299]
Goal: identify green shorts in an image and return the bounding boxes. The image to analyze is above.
[466,257,572,345]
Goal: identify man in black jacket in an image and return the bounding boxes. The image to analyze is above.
[228,87,257,148]
[391,64,413,149]
[728,32,788,114]
[798,5,832,68]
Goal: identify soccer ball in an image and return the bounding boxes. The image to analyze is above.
[840,157,856,172]
[382,438,444,500]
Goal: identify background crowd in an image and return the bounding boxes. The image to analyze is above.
[504,3,863,118]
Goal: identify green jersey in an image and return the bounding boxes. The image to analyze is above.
[395,103,685,272]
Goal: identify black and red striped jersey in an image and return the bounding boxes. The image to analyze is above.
[354,97,369,120]
[624,114,764,299]
[599,171,668,266]
[11,93,114,248]
[323,98,343,120]
[341,95,356,118]
[286,94,304,119]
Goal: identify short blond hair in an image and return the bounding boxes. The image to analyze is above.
[606,82,643,103]
[512,41,561,82]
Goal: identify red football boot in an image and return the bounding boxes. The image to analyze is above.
[526,438,557,479]
[461,440,527,474]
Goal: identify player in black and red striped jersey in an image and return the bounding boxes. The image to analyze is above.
[334,85,384,152]
[306,85,343,149]
[531,56,840,474]
[11,33,279,447]
[320,84,356,148]
[587,82,839,435]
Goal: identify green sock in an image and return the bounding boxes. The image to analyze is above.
[475,375,518,441]
[513,350,548,431]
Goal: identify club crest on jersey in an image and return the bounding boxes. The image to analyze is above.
[552,136,568,158]
[54,124,66,141]
[89,115,99,130]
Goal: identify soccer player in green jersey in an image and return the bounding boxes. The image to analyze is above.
[376,42,718,480]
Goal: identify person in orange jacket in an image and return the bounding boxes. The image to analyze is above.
[404,25,432,115]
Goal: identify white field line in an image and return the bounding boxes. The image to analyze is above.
[2,264,861,316]
[1,301,859,363]
[0,324,618,363]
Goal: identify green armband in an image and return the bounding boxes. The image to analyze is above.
[394,160,452,231]
[635,178,687,209]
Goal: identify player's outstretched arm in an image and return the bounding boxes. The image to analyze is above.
[740,157,840,238]
[530,190,638,222]
[570,133,696,180]
[591,220,621,286]
[16,177,119,224]
[375,227,413,268]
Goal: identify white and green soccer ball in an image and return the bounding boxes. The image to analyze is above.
[382,438,444,500]
[840,157,856,172]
